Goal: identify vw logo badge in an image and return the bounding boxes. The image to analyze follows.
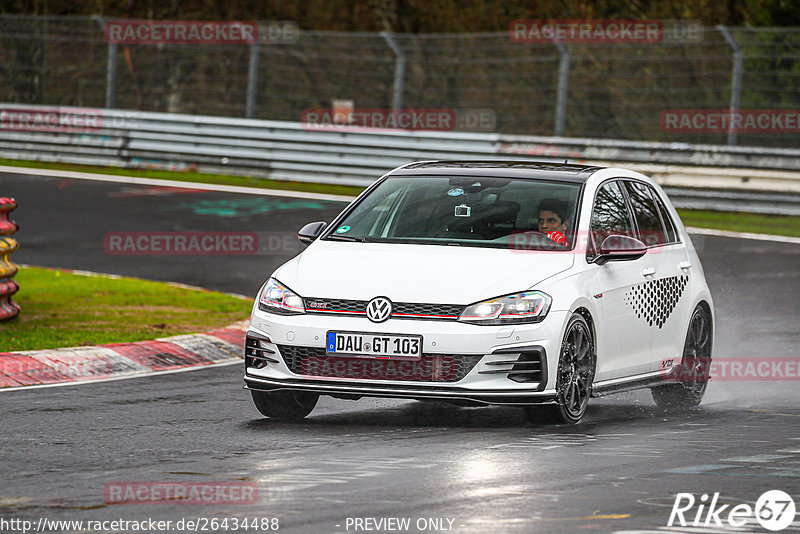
[366,297,392,323]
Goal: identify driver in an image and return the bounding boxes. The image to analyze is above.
[537,198,570,246]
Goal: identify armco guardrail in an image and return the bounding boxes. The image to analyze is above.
[1,104,799,214]
[0,197,20,322]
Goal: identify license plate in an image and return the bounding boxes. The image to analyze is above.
[326,331,422,360]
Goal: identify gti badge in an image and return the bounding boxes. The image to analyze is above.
[366,297,392,323]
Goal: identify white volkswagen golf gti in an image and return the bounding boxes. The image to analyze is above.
[244,161,713,424]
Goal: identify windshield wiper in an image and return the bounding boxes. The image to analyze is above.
[323,235,365,242]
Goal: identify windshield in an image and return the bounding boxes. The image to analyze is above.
[323,175,581,250]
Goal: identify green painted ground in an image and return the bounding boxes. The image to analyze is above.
[1,267,252,352]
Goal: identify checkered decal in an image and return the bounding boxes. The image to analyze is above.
[625,275,688,328]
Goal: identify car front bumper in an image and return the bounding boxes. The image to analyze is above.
[243,308,569,405]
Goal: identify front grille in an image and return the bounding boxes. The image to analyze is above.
[305,298,365,314]
[393,302,463,318]
[304,298,464,320]
[277,345,481,383]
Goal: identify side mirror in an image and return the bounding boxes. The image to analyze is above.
[594,235,647,265]
[298,221,327,245]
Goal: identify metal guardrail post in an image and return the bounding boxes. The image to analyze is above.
[0,197,20,322]
[380,31,406,111]
[553,40,570,138]
[717,25,743,146]
[106,42,118,109]
[246,42,260,119]
[93,16,117,109]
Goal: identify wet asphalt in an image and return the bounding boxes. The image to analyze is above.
[1,171,798,533]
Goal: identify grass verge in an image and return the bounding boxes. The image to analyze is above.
[1,266,252,352]
[678,209,800,238]
[1,158,797,238]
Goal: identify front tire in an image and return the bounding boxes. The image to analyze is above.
[526,313,596,424]
[251,390,319,420]
[651,305,712,411]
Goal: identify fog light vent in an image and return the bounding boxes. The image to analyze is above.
[479,345,547,388]
[245,333,278,369]
[508,351,544,383]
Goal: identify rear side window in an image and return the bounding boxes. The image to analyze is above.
[590,181,634,250]
[650,187,678,243]
[624,181,667,246]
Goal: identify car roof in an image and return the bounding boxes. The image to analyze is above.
[390,160,605,183]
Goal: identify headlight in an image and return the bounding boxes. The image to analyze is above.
[258,278,305,315]
[458,291,551,325]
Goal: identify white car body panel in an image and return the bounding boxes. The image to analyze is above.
[273,240,575,304]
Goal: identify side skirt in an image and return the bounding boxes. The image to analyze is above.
[591,369,673,398]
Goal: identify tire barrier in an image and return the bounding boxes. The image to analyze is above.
[0,237,18,278]
[0,278,20,322]
[0,197,19,321]
[0,197,19,235]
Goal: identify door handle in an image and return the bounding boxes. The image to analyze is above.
[679,261,692,270]
[641,267,656,277]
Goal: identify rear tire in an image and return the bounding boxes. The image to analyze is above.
[251,390,319,421]
[651,305,712,411]
[526,313,595,424]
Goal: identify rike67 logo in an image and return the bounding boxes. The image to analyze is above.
[669,490,796,531]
